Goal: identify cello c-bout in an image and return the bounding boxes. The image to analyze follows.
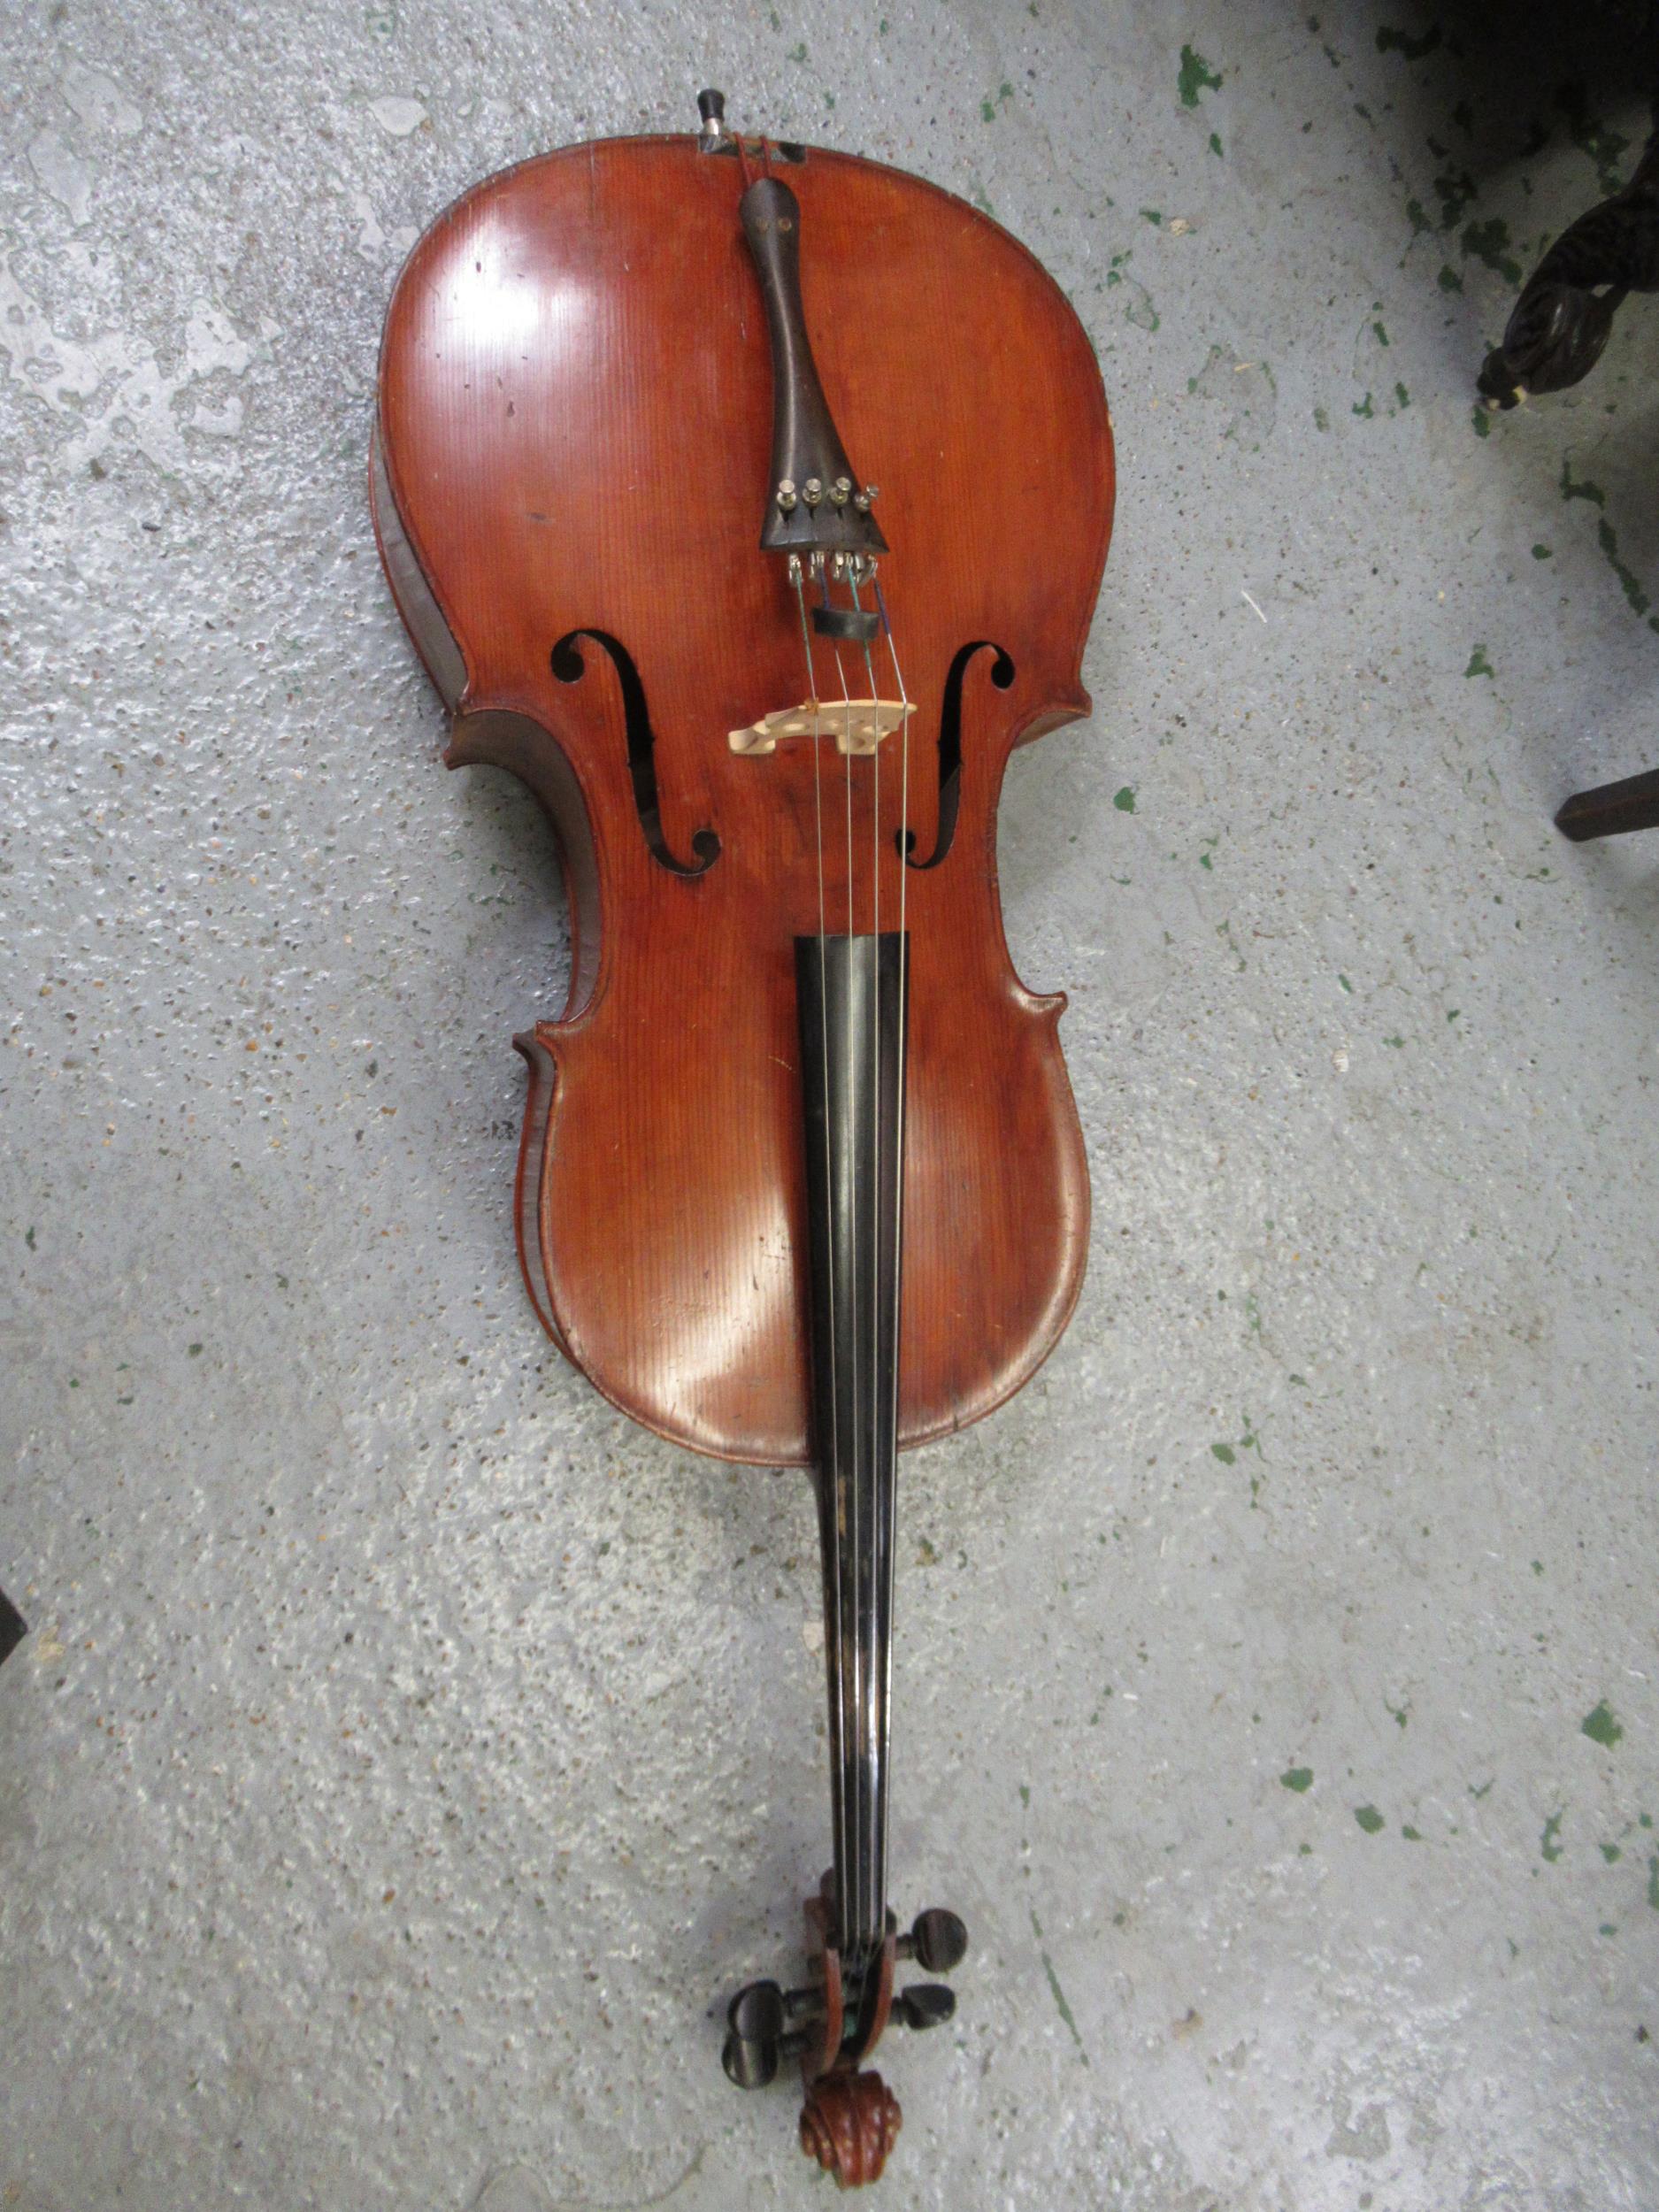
[373,88,1113,2185]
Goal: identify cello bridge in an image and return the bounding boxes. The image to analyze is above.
[728,698,913,758]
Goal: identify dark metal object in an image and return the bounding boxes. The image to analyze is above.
[1555,764,1659,841]
[693,86,803,164]
[795,931,906,1985]
[1479,124,1659,407]
[743,179,888,557]
[811,603,881,643]
[0,1586,25,1669]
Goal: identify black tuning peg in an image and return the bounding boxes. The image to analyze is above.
[722,1978,785,2088]
[722,1976,827,2088]
[896,1983,956,2031]
[898,1907,968,1974]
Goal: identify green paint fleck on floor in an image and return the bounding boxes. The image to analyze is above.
[1113,785,1137,813]
[1178,43,1223,107]
[1353,393,1374,419]
[1532,543,1552,560]
[1211,1441,1236,1464]
[1463,217,1522,283]
[1471,406,1490,439]
[1435,168,1478,229]
[1209,131,1223,156]
[1582,1701,1624,1747]
[1030,1908,1088,2059]
[1402,1825,1423,1840]
[980,81,1014,121]
[1406,196,1431,235]
[1596,518,1650,618]
[188,1341,204,1356]
[1019,1781,1030,1809]
[1141,207,1164,226]
[1314,404,1330,431]
[1281,1767,1313,1793]
[1542,1812,1564,1863]
[1561,457,1605,506]
[1394,381,1410,409]
[24,1226,35,1250]
[1438,263,1463,292]
[1355,1804,1385,1834]
[1377,23,1441,59]
[1556,83,1630,196]
[1648,1855,1659,1909]
[1465,645,1494,679]
[1601,1843,1623,1864]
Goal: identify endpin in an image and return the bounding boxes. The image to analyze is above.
[696,88,727,150]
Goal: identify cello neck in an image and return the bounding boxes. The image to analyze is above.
[795,931,909,1978]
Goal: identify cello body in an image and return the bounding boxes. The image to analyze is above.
[373,103,1112,2182]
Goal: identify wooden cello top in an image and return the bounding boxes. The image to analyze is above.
[373,130,1114,1465]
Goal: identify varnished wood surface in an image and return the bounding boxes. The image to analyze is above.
[374,133,1114,1465]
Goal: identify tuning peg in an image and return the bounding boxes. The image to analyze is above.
[722,1975,830,2088]
[723,1978,786,2088]
[895,1983,956,2031]
[897,1907,968,1974]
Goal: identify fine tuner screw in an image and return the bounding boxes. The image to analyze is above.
[829,475,852,507]
[803,478,823,506]
[775,478,798,511]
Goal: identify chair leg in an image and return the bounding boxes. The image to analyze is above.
[1555,765,1659,841]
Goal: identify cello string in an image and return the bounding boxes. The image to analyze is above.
[871,574,910,1916]
[825,588,866,1948]
[849,567,883,1952]
[790,558,852,1946]
[863,569,882,1949]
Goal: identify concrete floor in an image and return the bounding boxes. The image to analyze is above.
[4,2,1659,2206]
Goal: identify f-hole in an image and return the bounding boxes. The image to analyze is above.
[902,640,1015,870]
[551,628,720,876]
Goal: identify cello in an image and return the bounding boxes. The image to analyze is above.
[370,88,1113,2185]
